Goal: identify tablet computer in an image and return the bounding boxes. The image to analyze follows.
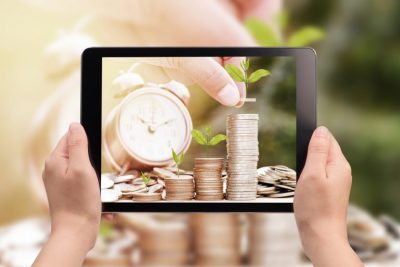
[81,47,316,212]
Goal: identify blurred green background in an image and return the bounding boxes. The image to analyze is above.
[290,0,400,219]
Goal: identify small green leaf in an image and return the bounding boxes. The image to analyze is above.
[209,134,226,146]
[248,69,270,83]
[240,61,245,71]
[244,59,250,70]
[245,18,281,46]
[191,129,207,145]
[225,64,245,82]
[141,172,151,185]
[172,149,179,164]
[178,153,185,164]
[287,26,324,47]
[240,59,250,71]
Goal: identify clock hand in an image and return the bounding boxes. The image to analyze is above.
[138,115,151,126]
[148,118,175,133]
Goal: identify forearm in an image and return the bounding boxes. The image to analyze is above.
[33,226,93,267]
[308,238,363,267]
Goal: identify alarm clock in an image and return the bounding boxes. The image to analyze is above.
[103,78,193,172]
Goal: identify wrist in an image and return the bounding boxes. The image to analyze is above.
[51,216,98,252]
[299,220,349,260]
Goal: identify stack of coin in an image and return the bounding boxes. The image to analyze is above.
[190,214,241,266]
[226,114,259,201]
[139,220,190,266]
[193,158,225,200]
[164,175,194,200]
[257,165,296,198]
[248,214,303,266]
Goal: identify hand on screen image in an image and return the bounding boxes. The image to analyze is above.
[139,57,246,107]
[34,124,363,267]
[294,126,364,267]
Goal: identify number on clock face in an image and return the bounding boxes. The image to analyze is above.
[119,93,188,162]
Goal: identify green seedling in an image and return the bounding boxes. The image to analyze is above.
[225,59,270,90]
[172,148,184,178]
[191,126,226,156]
[141,171,151,185]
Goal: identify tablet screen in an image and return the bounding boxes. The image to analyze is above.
[100,56,296,204]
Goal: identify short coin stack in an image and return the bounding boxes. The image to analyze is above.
[190,214,241,266]
[164,175,195,201]
[193,158,225,200]
[139,220,190,266]
[226,114,259,201]
[257,165,296,198]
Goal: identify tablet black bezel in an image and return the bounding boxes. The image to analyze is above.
[81,47,316,212]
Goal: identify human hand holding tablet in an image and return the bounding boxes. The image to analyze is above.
[81,47,316,212]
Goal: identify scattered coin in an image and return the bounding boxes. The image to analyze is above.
[114,183,146,193]
[101,174,114,189]
[101,189,121,202]
[256,166,296,198]
[153,167,178,179]
[148,184,164,193]
[131,192,162,201]
[114,174,135,183]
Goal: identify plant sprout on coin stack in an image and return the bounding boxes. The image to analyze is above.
[225,59,270,201]
[191,126,226,201]
[163,149,195,201]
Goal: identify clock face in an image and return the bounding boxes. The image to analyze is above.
[118,89,191,163]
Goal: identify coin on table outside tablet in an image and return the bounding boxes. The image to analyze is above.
[101,175,114,189]
[101,189,120,202]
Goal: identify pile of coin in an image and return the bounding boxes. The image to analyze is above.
[248,214,303,266]
[226,114,259,201]
[190,214,241,266]
[101,170,164,202]
[139,219,190,266]
[257,165,296,198]
[347,205,400,261]
[193,158,224,200]
[160,168,194,200]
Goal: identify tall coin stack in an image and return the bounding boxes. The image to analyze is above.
[226,114,259,201]
[193,158,224,200]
